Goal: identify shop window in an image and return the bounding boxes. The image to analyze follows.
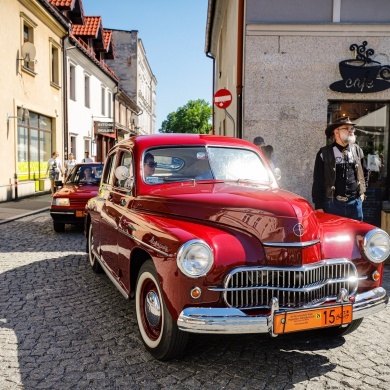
[17,110,52,181]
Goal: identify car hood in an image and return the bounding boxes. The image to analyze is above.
[134,182,320,245]
[54,183,99,198]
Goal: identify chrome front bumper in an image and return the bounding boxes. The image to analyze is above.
[177,287,388,335]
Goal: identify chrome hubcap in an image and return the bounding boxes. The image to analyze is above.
[145,291,161,328]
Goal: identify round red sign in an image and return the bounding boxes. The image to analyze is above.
[214,88,232,109]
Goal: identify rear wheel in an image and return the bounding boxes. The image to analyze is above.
[135,260,188,361]
[88,223,102,273]
[53,221,65,233]
[321,318,363,337]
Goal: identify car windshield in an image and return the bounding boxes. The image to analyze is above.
[142,146,271,184]
[66,164,104,185]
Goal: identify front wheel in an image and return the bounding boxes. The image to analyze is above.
[53,221,65,233]
[88,223,102,273]
[135,260,188,361]
[321,318,363,337]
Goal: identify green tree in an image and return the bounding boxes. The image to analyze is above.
[159,99,212,134]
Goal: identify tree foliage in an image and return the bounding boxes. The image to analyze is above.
[159,99,212,134]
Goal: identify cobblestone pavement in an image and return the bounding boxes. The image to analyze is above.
[1,212,390,390]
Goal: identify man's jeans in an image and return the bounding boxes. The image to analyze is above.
[323,197,363,221]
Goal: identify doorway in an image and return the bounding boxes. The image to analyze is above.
[328,101,390,226]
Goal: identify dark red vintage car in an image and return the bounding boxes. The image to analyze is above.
[50,162,104,232]
[84,134,389,361]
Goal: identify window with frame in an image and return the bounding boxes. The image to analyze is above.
[84,74,90,107]
[17,110,52,181]
[21,14,36,72]
[108,92,112,118]
[101,87,106,115]
[50,41,60,86]
[69,64,76,100]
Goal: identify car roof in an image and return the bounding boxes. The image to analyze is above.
[114,134,256,151]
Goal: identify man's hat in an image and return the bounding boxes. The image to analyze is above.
[253,136,265,146]
[325,117,356,138]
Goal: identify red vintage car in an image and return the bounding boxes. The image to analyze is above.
[50,162,104,232]
[84,134,389,361]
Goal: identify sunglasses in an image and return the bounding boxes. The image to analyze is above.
[144,161,157,168]
[338,127,356,132]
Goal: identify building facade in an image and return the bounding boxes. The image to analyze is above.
[0,0,69,201]
[206,0,390,226]
[106,29,157,135]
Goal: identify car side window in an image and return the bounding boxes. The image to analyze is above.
[116,151,133,189]
[102,153,116,185]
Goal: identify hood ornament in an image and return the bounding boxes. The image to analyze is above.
[293,223,305,237]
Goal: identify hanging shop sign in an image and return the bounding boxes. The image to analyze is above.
[96,121,114,133]
[330,41,390,93]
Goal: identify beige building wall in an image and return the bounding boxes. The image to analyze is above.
[212,1,239,137]
[0,0,66,201]
[244,24,390,201]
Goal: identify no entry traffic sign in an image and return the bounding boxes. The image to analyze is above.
[214,88,232,109]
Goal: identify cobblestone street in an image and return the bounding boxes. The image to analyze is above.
[1,212,390,389]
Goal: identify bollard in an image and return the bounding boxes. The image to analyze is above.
[14,173,18,201]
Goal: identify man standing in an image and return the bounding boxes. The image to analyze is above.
[312,117,368,221]
[82,151,93,163]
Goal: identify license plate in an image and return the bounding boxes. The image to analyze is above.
[273,304,353,334]
[75,210,84,218]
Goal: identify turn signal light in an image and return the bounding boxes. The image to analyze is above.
[190,287,202,299]
[372,270,380,282]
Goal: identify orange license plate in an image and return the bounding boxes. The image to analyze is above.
[75,211,84,218]
[273,304,353,334]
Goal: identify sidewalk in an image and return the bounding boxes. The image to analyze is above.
[0,193,52,224]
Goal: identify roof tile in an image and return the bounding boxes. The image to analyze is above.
[72,16,101,37]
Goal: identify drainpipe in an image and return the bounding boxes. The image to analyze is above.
[62,36,69,160]
[236,0,245,139]
[206,52,216,134]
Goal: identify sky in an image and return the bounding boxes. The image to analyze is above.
[82,0,213,132]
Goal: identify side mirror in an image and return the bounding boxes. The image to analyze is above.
[114,165,133,189]
[115,165,129,180]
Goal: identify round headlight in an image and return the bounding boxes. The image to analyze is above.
[177,239,214,278]
[363,229,390,263]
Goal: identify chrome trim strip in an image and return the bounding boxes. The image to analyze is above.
[118,228,169,257]
[262,239,320,247]
[92,249,129,299]
[50,211,75,215]
[352,287,389,319]
[177,287,387,334]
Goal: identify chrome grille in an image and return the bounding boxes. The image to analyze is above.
[218,259,358,310]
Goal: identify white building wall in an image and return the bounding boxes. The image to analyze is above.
[66,43,116,162]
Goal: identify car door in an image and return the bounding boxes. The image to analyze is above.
[100,150,133,278]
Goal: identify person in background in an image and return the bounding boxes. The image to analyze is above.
[312,117,368,221]
[80,167,94,182]
[82,151,93,163]
[253,136,265,148]
[46,151,64,195]
[261,144,282,181]
[65,153,77,179]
